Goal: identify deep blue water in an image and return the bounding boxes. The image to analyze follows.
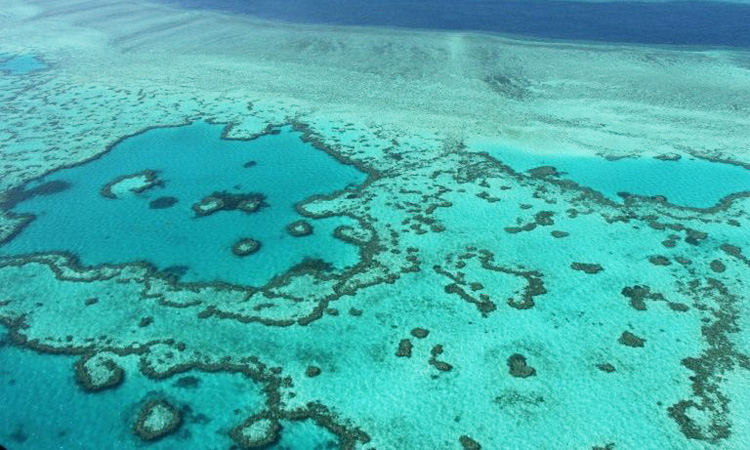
[159,0,750,47]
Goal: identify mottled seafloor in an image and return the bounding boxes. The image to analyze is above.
[1,0,750,449]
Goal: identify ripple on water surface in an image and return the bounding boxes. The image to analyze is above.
[1,122,367,285]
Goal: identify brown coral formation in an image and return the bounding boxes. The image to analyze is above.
[133,399,182,442]
[286,220,313,237]
[232,238,261,257]
[570,262,603,274]
[192,191,267,217]
[618,331,646,348]
[100,169,161,199]
[507,353,536,378]
[396,339,412,358]
[230,414,281,449]
[74,356,124,391]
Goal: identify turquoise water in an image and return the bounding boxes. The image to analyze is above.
[1,122,366,285]
[0,54,47,75]
[273,420,338,449]
[2,2,750,449]
[476,142,750,208]
[0,331,337,449]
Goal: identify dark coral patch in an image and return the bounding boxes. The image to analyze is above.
[654,153,681,161]
[396,339,412,358]
[571,262,603,274]
[460,435,482,450]
[230,414,281,449]
[618,331,646,348]
[684,228,708,246]
[709,260,726,273]
[133,399,182,442]
[232,238,261,257]
[74,357,124,392]
[430,359,453,372]
[2,180,71,210]
[163,265,189,279]
[507,353,536,378]
[149,196,178,209]
[527,166,563,178]
[410,328,430,339]
[428,345,453,372]
[648,255,671,266]
[286,220,313,237]
[173,376,201,389]
[534,211,555,226]
[192,191,267,217]
[621,285,662,311]
[100,170,161,199]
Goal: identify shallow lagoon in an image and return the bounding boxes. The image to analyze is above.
[473,141,750,208]
[1,122,366,285]
[0,330,338,449]
[0,54,47,75]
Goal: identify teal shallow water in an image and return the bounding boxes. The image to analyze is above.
[1,117,748,448]
[1,122,366,285]
[0,331,337,449]
[474,141,750,208]
[0,23,749,449]
[0,54,47,75]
